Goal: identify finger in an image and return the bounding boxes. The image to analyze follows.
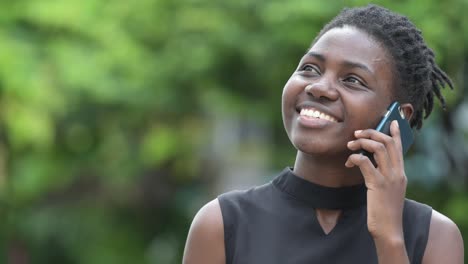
[345,153,383,188]
[347,138,393,174]
[389,120,403,165]
[353,128,401,169]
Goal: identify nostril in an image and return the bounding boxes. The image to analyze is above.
[305,81,339,102]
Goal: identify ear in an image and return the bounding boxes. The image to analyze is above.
[400,103,414,120]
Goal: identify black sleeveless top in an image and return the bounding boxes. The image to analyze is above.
[218,168,432,264]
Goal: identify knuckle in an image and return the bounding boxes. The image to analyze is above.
[392,172,407,185]
[383,136,394,145]
[400,174,408,185]
[358,154,369,163]
[375,143,385,152]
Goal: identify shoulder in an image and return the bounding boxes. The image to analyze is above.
[403,198,431,213]
[183,199,225,264]
[422,209,464,264]
[402,199,432,232]
[218,182,275,212]
[218,183,273,215]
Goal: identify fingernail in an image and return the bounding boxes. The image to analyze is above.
[355,130,362,135]
[347,140,354,146]
[395,120,399,128]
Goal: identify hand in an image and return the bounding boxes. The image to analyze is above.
[345,120,407,242]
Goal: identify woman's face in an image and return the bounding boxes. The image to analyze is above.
[282,25,396,156]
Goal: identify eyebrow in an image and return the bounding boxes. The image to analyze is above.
[306,51,374,75]
[306,51,326,62]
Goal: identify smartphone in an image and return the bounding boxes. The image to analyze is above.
[360,101,414,160]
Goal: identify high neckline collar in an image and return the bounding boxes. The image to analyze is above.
[272,167,367,209]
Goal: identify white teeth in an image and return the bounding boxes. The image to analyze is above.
[299,108,337,122]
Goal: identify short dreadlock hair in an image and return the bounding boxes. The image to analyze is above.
[312,4,453,129]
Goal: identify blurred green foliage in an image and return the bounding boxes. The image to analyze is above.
[0,0,467,263]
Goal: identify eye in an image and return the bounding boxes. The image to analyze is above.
[298,64,320,75]
[343,76,367,88]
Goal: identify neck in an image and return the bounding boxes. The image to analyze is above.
[293,150,364,187]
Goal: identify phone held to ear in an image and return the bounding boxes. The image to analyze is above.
[360,101,414,160]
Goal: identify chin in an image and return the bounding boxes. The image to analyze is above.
[291,136,333,155]
[291,132,351,157]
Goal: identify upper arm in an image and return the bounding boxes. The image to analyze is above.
[422,209,464,264]
[183,198,225,264]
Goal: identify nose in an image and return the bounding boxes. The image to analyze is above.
[305,78,339,101]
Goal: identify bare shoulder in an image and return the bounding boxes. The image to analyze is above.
[183,198,225,264]
[422,209,464,264]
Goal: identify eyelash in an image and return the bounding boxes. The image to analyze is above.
[298,64,369,90]
[343,76,364,86]
[342,76,367,88]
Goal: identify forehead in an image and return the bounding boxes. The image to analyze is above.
[310,26,392,72]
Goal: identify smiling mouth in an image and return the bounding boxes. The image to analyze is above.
[299,108,338,123]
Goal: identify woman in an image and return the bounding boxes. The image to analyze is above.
[183,4,464,264]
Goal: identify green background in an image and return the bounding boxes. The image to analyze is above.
[0,0,467,263]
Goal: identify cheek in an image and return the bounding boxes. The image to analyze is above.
[345,96,389,130]
[282,78,295,99]
[337,98,392,152]
[281,79,297,113]
[282,76,305,103]
[282,77,304,137]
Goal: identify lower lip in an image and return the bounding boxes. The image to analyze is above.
[297,115,337,128]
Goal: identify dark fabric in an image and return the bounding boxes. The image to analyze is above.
[218,167,432,264]
[272,167,367,209]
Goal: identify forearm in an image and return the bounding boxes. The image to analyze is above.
[374,235,410,264]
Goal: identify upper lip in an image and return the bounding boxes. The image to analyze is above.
[295,102,343,122]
